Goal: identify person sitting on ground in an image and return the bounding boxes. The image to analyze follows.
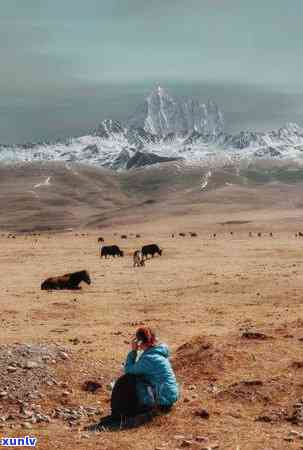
[86,327,179,431]
[124,327,179,412]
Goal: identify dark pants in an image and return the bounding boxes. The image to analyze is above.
[111,373,140,418]
[85,374,172,431]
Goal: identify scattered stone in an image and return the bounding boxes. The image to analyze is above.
[194,409,210,419]
[255,415,272,423]
[289,430,300,436]
[62,391,71,397]
[22,422,32,429]
[6,415,15,421]
[82,381,102,393]
[22,410,34,418]
[195,436,208,442]
[180,440,193,448]
[7,366,17,372]
[241,331,269,340]
[292,361,303,369]
[24,360,40,369]
[242,380,263,386]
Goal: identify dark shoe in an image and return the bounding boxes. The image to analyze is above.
[84,415,122,432]
[121,410,155,429]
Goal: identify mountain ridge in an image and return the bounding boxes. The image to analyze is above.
[1,87,303,171]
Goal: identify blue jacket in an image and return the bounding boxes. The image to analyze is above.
[124,343,179,407]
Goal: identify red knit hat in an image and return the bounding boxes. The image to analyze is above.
[136,327,156,347]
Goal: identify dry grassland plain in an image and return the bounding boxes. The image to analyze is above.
[1,206,303,450]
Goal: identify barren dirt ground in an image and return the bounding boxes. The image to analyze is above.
[2,209,303,450]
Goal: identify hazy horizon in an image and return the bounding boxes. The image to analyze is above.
[1,80,303,144]
[1,1,303,143]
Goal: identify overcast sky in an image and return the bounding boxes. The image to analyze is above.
[1,0,303,142]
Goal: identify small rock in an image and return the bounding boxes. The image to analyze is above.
[59,352,69,360]
[24,361,39,369]
[289,430,300,436]
[195,436,208,442]
[255,415,272,423]
[194,409,210,419]
[22,410,34,418]
[7,366,17,372]
[241,331,268,340]
[6,415,15,421]
[62,391,71,397]
[22,422,32,429]
[181,440,193,448]
[292,361,303,369]
[82,381,102,393]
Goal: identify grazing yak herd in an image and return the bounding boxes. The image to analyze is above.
[39,229,303,290]
[40,239,163,290]
[100,243,162,268]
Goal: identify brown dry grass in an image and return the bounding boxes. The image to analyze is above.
[2,208,303,449]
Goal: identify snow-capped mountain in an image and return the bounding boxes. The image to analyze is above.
[0,87,303,171]
[127,85,224,137]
